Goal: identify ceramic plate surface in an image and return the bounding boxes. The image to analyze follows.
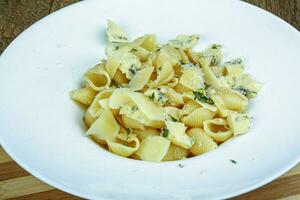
[0,0,299,199]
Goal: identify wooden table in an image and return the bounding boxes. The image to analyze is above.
[0,0,299,199]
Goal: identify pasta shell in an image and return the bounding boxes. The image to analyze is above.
[130,46,149,62]
[179,100,201,117]
[70,87,97,106]
[134,128,160,142]
[85,110,120,145]
[134,34,157,52]
[107,133,140,157]
[187,128,217,156]
[136,136,170,162]
[107,20,128,43]
[203,118,233,142]
[113,69,128,85]
[84,65,111,91]
[174,83,192,93]
[166,77,179,88]
[158,86,183,106]
[182,107,216,128]
[227,113,251,136]
[122,115,145,130]
[84,89,114,127]
[163,144,189,161]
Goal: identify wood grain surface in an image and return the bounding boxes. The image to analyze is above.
[0,0,299,199]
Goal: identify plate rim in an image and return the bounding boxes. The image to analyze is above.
[0,0,299,199]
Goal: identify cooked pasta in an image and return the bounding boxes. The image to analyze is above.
[70,20,262,162]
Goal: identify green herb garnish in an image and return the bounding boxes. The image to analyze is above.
[178,163,184,168]
[211,44,222,49]
[193,89,214,104]
[230,159,237,164]
[168,114,178,122]
[130,48,138,52]
[131,105,138,112]
[225,58,243,65]
[161,128,169,137]
[128,65,137,76]
[149,92,155,100]
[157,92,167,103]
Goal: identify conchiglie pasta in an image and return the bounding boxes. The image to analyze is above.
[158,86,183,106]
[179,100,201,117]
[163,144,189,161]
[165,106,180,122]
[174,83,192,93]
[182,107,216,128]
[70,86,97,106]
[134,128,160,142]
[130,46,149,62]
[134,34,157,52]
[122,115,145,130]
[106,133,139,157]
[227,113,251,136]
[187,128,217,156]
[148,62,174,87]
[166,77,179,88]
[203,118,233,142]
[84,89,114,126]
[84,65,111,91]
[136,135,170,162]
[107,19,128,43]
[128,67,154,91]
[167,34,200,50]
[113,69,128,85]
[179,66,205,90]
[85,109,120,145]
[165,121,194,149]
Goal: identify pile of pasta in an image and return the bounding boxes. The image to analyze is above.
[70,20,261,162]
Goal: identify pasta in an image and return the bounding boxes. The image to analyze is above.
[70,20,262,162]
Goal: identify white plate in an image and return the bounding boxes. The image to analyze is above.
[0,0,299,199]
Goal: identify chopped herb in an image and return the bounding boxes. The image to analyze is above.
[128,65,137,76]
[117,35,128,40]
[149,92,155,100]
[226,58,243,65]
[193,89,214,104]
[155,48,161,52]
[131,105,138,112]
[178,163,184,168]
[157,92,167,103]
[230,159,237,164]
[158,66,162,71]
[168,114,178,122]
[130,48,138,52]
[126,128,132,134]
[161,128,169,137]
[232,86,256,97]
[210,55,218,66]
[211,44,222,49]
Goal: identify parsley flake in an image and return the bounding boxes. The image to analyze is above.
[168,114,178,122]
[178,163,184,168]
[230,159,237,164]
[161,128,169,137]
[193,89,214,104]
